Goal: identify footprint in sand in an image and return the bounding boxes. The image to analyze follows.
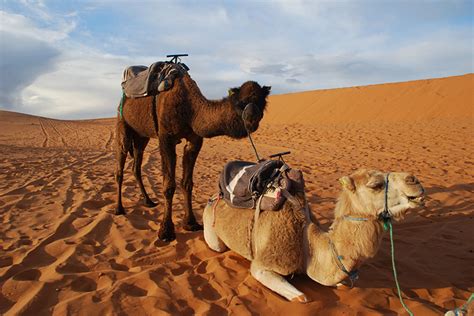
[70,276,97,292]
[12,269,41,281]
[119,283,148,297]
[187,274,221,301]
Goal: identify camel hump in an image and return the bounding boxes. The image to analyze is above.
[121,61,188,98]
[219,159,298,211]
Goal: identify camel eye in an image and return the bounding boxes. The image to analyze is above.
[405,175,418,185]
[366,179,384,190]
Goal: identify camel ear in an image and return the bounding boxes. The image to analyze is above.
[263,85,271,96]
[228,87,239,97]
[339,176,355,192]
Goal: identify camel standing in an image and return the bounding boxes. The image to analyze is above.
[203,169,425,302]
[115,73,270,241]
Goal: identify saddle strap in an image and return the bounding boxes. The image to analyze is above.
[207,193,221,228]
[251,195,264,260]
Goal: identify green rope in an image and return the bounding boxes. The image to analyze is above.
[453,293,474,315]
[387,220,414,316]
[119,91,125,119]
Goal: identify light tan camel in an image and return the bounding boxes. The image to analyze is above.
[203,169,425,302]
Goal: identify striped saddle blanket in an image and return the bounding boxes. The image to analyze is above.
[219,160,305,211]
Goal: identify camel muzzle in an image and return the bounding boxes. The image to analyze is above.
[242,103,262,133]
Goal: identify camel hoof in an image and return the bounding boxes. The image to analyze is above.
[115,206,126,215]
[143,198,158,208]
[291,294,308,303]
[183,222,203,231]
[158,222,176,242]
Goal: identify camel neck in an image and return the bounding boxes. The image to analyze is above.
[329,217,384,259]
[181,76,245,138]
[304,217,384,286]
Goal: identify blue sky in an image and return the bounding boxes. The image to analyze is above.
[1,0,472,119]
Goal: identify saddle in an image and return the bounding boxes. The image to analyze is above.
[121,61,188,98]
[219,160,305,211]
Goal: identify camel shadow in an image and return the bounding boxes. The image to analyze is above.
[425,183,474,195]
[421,183,474,216]
[126,208,158,230]
[348,209,473,314]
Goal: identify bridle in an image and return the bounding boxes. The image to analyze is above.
[342,173,393,223]
[378,173,393,229]
[237,102,262,162]
[332,173,393,287]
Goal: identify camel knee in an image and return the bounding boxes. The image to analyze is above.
[115,170,123,184]
[163,186,175,199]
[133,164,142,178]
[250,263,307,303]
[181,179,193,193]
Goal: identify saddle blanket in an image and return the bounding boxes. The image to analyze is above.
[219,160,287,210]
[121,61,188,98]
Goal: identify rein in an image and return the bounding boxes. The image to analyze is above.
[335,173,414,315]
[240,103,261,162]
[380,173,414,316]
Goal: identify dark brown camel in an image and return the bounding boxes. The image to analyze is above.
[115,73,270,241]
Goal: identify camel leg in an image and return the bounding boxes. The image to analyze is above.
[203,203,227,252]
[115,149,127,215]
[250,262,308,303]
[157,136,177,241]
[181,134,203,231]
[115,120,131,215]
[132,136,157,207]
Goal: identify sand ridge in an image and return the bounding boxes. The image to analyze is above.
[0,74,473,315]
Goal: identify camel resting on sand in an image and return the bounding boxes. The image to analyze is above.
[203,169,425,302]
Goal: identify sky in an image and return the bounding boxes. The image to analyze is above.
[0,0,472,119]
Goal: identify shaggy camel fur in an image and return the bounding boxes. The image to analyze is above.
[115,73,270,241]
[203,169,425,302]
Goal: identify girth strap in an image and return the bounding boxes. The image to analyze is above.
[251,195,264,259]
[151,95,159,136]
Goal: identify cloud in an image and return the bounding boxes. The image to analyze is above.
[0,11,61,109]
[20,48,129,119]
[0,9,128,118]
[286,78,301,84]
[241,26,473,92]
[0,1,472,118]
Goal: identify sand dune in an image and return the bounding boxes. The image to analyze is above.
[266,74,473,124]
[0,74,473,315]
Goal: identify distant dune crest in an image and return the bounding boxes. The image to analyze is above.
[265,74,473,124]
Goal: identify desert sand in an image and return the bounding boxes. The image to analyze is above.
[0,74,473,315]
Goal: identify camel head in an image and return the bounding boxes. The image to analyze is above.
[336,169,425,221]
[228,81,271,136]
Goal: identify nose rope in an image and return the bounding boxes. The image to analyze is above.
[241,104,261,162]
[247,132,261,162]
[385,173,389,212]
